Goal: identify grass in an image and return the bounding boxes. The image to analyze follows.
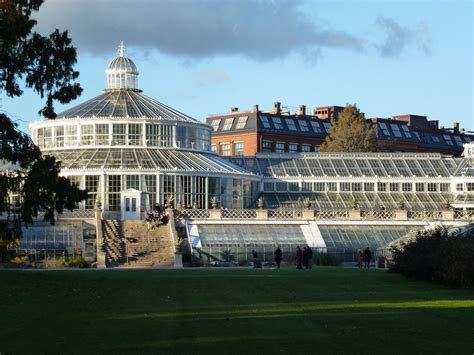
[0,267,473,355]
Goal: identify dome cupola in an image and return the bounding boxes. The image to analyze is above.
[105,42,139,90]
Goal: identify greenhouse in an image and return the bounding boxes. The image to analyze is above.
[29,44,260,216]
[227,152,474,210]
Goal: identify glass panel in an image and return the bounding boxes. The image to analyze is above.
[112,124,126,145]
[96,124,109,145]
[81,124,94,145]
[285,118,297,131]
[128,124,141,146]
[236,116,248,129]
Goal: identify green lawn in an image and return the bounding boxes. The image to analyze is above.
[1,267,473,355]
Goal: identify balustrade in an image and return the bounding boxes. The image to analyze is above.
[453,209,474,220]
[173,208,464,221]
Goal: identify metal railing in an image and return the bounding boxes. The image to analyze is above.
[177,208,472,221]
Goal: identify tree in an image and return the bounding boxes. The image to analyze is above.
[1,0,82,118]
[0,0,87,258]
[320,104,378,152]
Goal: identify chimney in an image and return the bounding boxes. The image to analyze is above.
[429,120,439,130]
[453,122,459,133]
[312,108,318,116]
[298,105,306,116]
[274,102,281,114]
[460,128,465,134]
[253,104,259,113]
[231,107,238,112]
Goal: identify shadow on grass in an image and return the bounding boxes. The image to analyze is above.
[104,299,474,322]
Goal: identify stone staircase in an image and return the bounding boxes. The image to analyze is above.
[101,218,176,268]
[102,220,126,266]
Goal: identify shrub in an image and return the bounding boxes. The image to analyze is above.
[11,256,29,266]
[389,227,474,287]
[64,255,88,268]
[43,257,65,269]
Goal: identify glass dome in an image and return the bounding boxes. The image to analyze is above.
[105,42,139,90]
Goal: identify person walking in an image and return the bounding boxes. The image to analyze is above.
[357,249,364,268]
[296,246,303,269]
[274,246,283,269]
[252,249,259,268]
[364,247,372,269]
[306,245,313,270]
[302,246,308,269]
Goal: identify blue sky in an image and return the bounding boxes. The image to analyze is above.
[1,0,472,134]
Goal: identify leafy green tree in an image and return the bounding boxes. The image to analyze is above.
[1,0,82,118]
[320,104,378,152]
[0,0,87,258]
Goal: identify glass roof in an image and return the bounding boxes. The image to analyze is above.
[49,148,252,176]
[57,90,203,124]
[195,223,418,251]
[319,225,415,250]
[262,192,453,210]
[197,225,306,248]
[228,153,466,178]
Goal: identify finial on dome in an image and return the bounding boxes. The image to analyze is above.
[106,43,139,90]
[118,41,125,57]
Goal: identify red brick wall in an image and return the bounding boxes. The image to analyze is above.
[211,132,259,156]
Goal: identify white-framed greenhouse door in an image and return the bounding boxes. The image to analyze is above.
[121,189,141,220]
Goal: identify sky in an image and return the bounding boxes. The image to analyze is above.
[1,0,473,134]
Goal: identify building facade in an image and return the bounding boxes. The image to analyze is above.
[29,44,260,217]
[208,104,473,157]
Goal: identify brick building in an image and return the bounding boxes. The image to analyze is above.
[207,103,473,157]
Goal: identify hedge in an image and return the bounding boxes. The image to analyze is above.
[389,227,474,288]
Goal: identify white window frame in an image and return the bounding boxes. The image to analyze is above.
[222,118,234,131]
[234,142,244,156]
[220,143,231,156]
[211,119,221,131]
[236,116,248,129]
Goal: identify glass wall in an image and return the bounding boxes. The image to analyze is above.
[85,175,99,209]
[96,124,109,145]
[81,124,94,145]
[142,175,157,210]
[34,122,211,151]
[107,175,121,211]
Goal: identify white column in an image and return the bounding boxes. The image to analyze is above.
[205,176,209,209]
[156,173,160,205]
[77,123,81,146]
[172,125,177,148]
[101,173,106,211]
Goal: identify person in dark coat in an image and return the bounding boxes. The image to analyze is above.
[252,249,259,268]
[296,246,303,269]
[274,247,283,269]
[302,246,308,268]
[306,245,313,269]
[364,247,372,268]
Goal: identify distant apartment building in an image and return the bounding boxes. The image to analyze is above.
[207,103,473,157]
